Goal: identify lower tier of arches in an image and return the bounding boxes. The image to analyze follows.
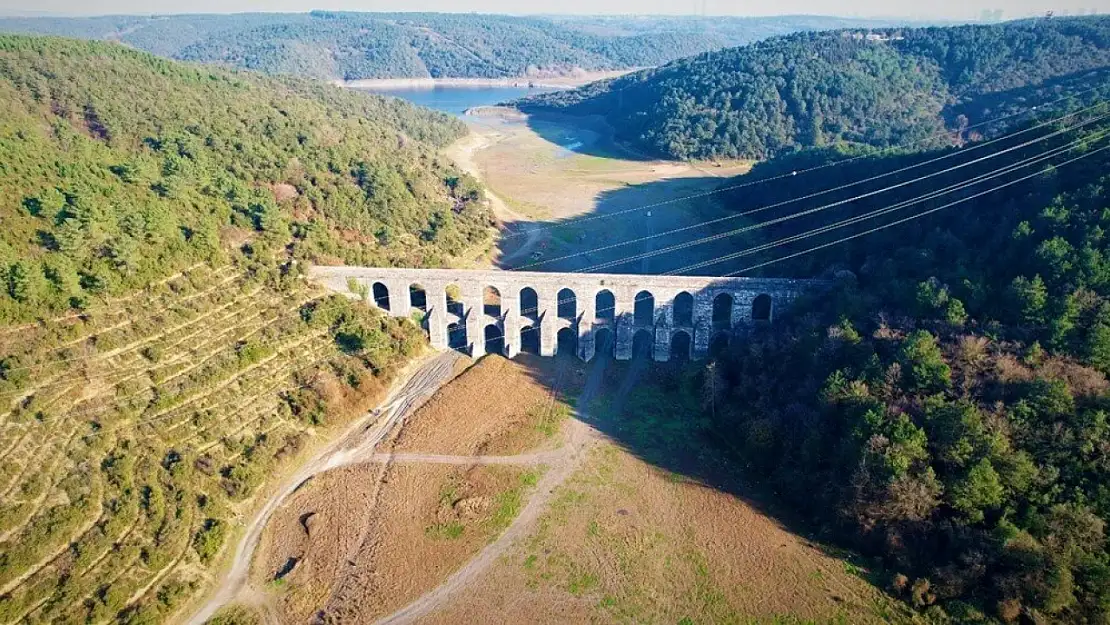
[457,323,735,363]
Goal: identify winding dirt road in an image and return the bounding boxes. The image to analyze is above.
[185,351,465,625]
[370,346,626,625]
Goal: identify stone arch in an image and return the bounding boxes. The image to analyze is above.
[557,288,577,321]
[409,283,427,312]
[448,321,468,353]
[484,324,504,356]
[593,327,615,358]
[595,290,616,322]
[520,325,541,355]
[556,327,577,357]
[632,328,654,359]
[520,287,539,319]
[371,282,390,311]
[670,330,692,361]
[633,291,655,326]
[710,331,730,358]
[752,294,773,322]
[446,284,464,318]
[673,291,693,326]
[713,293,734,329]
[484,286,502,317]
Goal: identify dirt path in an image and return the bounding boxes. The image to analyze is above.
[444,128,545,266]
[365,451,562,466]
[185,351,465,625]
[372,350,620,625]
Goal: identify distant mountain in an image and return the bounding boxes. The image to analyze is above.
[516,17,1110,160]
[0,12,936,81]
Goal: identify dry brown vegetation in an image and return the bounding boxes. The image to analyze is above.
[256,462,537,624]
[0,265,423,624]
[447,112,753,273]
[253,355,576,623]
[416,441,903,625]
[245,354,908,625]
[391,355,572,457]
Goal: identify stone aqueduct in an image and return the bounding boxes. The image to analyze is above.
[310,267,826,362]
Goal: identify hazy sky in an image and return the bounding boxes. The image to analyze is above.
[0,0,1106,20]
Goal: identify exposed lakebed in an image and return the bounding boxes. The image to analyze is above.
[358,85,554,116]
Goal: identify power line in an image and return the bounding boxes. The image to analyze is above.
[666,130,1110,276]
[512,103,1108,272]
[497,82,1108,244]
[566,109,1110,275]
[725,142,1110,276]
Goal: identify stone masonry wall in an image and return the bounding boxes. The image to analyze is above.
[309,266,828,362]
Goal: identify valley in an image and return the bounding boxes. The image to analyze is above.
[192,96,894,625]
[445,109,757,274]
[238,352,903,625]
[2,12,1110,625]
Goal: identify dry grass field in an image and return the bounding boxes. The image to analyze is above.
[418,441,906,625]
[244,354,912,625]
[446,112,758,274]
[252,355,578,623]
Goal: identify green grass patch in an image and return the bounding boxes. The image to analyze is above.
[567,570,600,596]
[485,469,541,535]
[520,469,540,487]
[529,401,570,438]
[425,521,465,540]
[489,488,523,533]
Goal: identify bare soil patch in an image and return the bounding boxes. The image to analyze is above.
[416,442,905,625]
[256,461,536,624]
[449,111,757,273]
[458,113,751,223]
[392,355,578,457]
[251,354,577,623]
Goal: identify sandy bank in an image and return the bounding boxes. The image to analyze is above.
[340,69,633,91]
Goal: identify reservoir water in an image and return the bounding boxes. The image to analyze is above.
[363,85,554,116]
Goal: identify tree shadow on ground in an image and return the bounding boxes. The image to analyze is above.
[520,111,655,162]
[492,172,770,276]
[494,336,895,605]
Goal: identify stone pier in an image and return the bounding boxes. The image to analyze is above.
[310,266,827,362]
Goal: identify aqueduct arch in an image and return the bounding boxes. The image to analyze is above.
[311,267,824,362]
[372,282,390,311]
[595,290,615,321]
[752,293,773,322]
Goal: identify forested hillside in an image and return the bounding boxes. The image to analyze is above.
[0,34,491,324]
[0,35,490,623]
[0,12,923,81]
[517,17,1110,160]
[683,108,1110,623]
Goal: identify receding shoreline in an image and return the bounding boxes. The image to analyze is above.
[339,70,634,91]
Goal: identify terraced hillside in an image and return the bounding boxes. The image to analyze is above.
[0,34,494,623]
[0,264,427,623]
